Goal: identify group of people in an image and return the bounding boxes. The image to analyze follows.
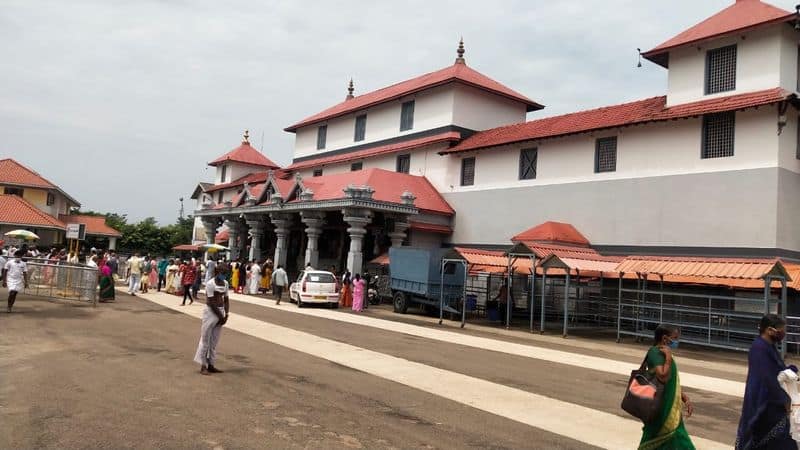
[337,270,367,312]
[635,315,799,449]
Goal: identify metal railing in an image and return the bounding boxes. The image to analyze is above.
[19,259,99,305]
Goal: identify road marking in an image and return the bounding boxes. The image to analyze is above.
[141,292,728,449]
[225,292,745,397]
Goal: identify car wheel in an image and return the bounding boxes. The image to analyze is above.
[393,291,408,314]
[297,296,303,308]
[331,302,339,309]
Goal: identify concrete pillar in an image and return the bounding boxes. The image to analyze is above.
[224,219,241,261]
[270,213,293,269]
[201,218,217,245]
[245,216,264,262]
[342,208,372,276]
[300,211,325,269]
[108,236,117,250]
[388,217,410,248]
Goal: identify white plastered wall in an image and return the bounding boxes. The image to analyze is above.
[451,84,527,130]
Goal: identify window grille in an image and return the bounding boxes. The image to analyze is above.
[594,137,617,173]
[46,192,55,206]
[220,165,227,183]
[460,157,475,186]
[519,148,537,180]
[4,187,23,197]
[313,168,323,177]
[702,112,735,159]
[351,162,363,171]
[400,101,415,131]
[396,154,410,174]
[317,125,327,150]
[705,45,737,95]
[217,191,223,204]
[354,114,367,142]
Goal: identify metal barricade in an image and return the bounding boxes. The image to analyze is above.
[21,259,99,305]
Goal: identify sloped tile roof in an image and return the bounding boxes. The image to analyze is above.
[643,0,794,67]
[408,221,452,234]
[287,132,461,171]
[0,158,80,206]
[512,221,590,246]
[205,172,269,193]
[443,88,793,154]
[285,62,543,132]
[59,214,122,237]
[297,168,454,215]
[0,195,65,230]
[209,141,281,169]
[615,255,790,280]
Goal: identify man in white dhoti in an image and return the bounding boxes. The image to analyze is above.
[194,266,229,375]
[3,250,28,313]
[248,261,261,295]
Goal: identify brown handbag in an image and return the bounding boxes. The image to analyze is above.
[621,355,664,423]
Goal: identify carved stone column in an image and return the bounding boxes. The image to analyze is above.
[201,218,218,245]
[245,215,265,262]
[342,208,372,276]
[224,218,242,261]
[387,216,410,248]
[300,211,325,269]
[270,212,293,269]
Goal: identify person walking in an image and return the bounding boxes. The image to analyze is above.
[148,258,159,290]
[180,260,197,305]
[230,261,240,293]
[248,260,261,295]
[3,250,29,313]
[339,271,352,308]
[194,266,229,375]
[205,257,216,283]
[192,260,203,299]
[638,324,694,450]
[165,259,179,294]
[736,314,798,449]
[272,265,288,305]
[260,261,272,294]
[98,258,115,303]
[351,273,365,312]
[157,257,168,292]
[127,252,142,296]
[140,256,151,293]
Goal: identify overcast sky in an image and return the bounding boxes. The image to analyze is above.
[1,0,794,224]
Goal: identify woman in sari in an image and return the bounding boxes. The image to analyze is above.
[339,271,352,308]
[639,324,694,450]
[148,258,159,288]
[261,261,272,294]
[231,261,240,292]
[165,259,179,294]
[736,314,797,449]
[98,259,115,302]
[351,273,365,312]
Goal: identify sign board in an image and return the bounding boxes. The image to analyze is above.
[66,223,86,241]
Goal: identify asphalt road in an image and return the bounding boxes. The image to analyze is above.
[0,289,744,449]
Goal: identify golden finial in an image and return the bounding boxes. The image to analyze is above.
[455,37,465,64]
[243,129,250,144]
[346,78,355,100]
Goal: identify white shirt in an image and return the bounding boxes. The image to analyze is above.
[5,258,27,290]
[273,268,288,287]
[0,255,6,272]
[205,278,229,297]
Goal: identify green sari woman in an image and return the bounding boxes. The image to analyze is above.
[639,325,695,450]
[98,262,115,302]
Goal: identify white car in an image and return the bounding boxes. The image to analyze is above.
[289,270,340,308]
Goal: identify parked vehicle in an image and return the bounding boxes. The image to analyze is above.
[367,275,381,305]
[289,270,340,308]
[388,247,465,314]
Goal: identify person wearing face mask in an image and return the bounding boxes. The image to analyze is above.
[638,324,694,450]
[3,250,29,313]
[736,314,798,450]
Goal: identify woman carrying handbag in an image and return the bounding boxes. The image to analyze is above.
[637,324,694,450]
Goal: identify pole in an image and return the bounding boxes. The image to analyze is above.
[781,277,788,356]
[529,257,535,333]
[506,259,513,330]
[563,270,571,337]
[540,269,547,333]
[617,273,623,343]
[461,261,467,329]
[439,260,444,325]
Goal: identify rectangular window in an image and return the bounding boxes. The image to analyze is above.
[354,114,367,142]
[4,187,23,197]
[702,112,735,159]
[705,45,737,95]
[46,192,55,206]
[519,148,538,180]
[594,137,617,173]
[220,164,227,183]
[351,162,363,171]
[217,191,223,204]
[316,125,327,150]
[400,100,415,131]
[396,154,410,174]
[460,157,475,186]
[313,168,323,177]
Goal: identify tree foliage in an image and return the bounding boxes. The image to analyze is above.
[70,209,195,256]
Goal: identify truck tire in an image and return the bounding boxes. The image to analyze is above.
[393,291,408,314]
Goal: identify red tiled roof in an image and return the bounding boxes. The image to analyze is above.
[443,88,793,154]
[643,0,794,67]
[615,255,789,280]
[0,195,65,230]
[173,244,201,251]
[285,62,543,132]
[205,172,268,193]
[512,221,590,246]
[453,247,534,275]
[297,168,454,215]
[209,141,281,169]
[409,221,452,234]
[287,132,461,171]
[0,158,80,206]
[59,214,122,237]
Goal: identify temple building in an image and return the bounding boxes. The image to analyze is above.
[194,0,800,276]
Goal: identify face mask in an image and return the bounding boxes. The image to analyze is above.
[668,339,680,350]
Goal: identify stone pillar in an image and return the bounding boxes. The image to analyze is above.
[245,216,264,262]
[372,229,382,255]
[300,211,325,269]
[224,218,241,261]
[388,217,410,248]
[270,213,293,269]
[342,208,372,276]
[108,236,117,250]
[201,218,218,245]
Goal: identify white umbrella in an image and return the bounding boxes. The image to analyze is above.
[4,230,39,240]
[201,243,228,253]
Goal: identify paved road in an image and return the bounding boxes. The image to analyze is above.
[0,288,745,449]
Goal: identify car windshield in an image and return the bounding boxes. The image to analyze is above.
[307,273,335,283]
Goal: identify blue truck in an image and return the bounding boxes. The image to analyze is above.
[388,247,466,315]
